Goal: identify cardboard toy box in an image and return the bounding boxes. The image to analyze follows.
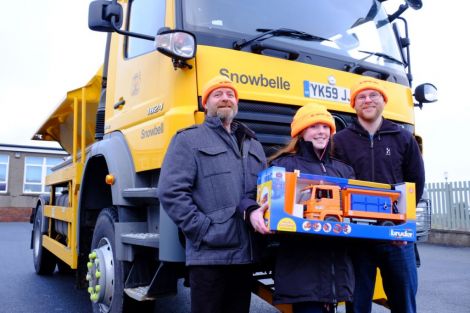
[257,166,417,242]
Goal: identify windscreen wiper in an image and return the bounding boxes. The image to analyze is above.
[357,50,404,65]
[233,28,331,50]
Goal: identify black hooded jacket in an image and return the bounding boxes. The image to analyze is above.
[270,139,355,304]
[333,118,425,204]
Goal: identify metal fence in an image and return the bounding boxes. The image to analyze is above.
[426,181,470,231]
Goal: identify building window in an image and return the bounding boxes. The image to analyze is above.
[23,157,63,194]
[0,154,9,193]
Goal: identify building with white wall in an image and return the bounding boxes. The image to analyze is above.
[0,143,68,221]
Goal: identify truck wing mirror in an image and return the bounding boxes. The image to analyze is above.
[88,0,123,32]
[414,83,438,109]
[388,0,423,23]
[406,0,423,10]
[155,30,196,69]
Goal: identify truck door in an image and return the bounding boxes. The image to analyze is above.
[313,186,341,221]
[105,0,172,171]
[315,187,334,204]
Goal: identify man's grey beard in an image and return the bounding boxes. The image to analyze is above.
[218,113,234,124]
[215,109,237,124]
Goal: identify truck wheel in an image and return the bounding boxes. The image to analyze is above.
[325,216,340,222]
[88,207,152,313]
[380,221,395,226]
[32,204,57,275]
[88,207,125,313]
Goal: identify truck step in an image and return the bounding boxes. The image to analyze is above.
[121,233,160,248]
[124,286,155,301]
[254,272,275,289]
[122,187,158,199]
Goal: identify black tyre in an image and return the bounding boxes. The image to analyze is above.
[90,207,125,313]
[89,207,154,313]
[32,204,57,275]
[380,220,395,226]
[325,216,340,222]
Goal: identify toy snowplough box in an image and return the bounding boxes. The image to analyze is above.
[257,166,417,242]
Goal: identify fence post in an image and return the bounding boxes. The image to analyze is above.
[446,182,453,229]
[465,182,470,230]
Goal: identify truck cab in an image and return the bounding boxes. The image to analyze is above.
[299,184,342,221]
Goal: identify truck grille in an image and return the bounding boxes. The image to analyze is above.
[235,101,297,156]
[235,100,353,157]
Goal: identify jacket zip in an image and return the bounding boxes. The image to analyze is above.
[331,250,337,304]
[369,136,375,181]
[219,123,254,261]
[241,136,255,261]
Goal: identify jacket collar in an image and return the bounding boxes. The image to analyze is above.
[204,116,257,139]
[298,139,330,162]
[205,115,225,129]
[349,118,400,136]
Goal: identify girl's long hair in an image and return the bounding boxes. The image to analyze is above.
[268,136,300,163]
[268,136,334,164]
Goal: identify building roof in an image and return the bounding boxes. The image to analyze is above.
[0,143,68,155]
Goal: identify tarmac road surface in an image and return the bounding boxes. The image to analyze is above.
[1,222,469,313]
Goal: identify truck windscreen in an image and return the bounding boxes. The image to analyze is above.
[182,0,404,72]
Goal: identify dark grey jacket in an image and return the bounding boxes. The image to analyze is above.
[158,116,267,265]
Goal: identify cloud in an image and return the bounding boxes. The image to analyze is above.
[0,1,104,147]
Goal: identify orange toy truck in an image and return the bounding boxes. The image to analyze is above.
[299,184,403,226]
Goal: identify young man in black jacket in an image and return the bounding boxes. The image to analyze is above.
[334,78,425,313]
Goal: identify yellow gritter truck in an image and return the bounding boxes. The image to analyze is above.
[30,0,436,312]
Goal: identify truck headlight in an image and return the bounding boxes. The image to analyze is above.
[155,30,196,60]
[415,197,431,242]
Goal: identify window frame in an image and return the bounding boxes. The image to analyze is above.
[125,0,167,59]
[0,154,9,193]
[23,156,63,195]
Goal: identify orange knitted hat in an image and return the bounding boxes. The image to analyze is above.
[201,75,238,107]
[350,78,388,108]
[291,103,336,138]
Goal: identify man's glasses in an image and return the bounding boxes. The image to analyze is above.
[356,92,382,102]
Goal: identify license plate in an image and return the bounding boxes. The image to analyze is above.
[303,80,350,104]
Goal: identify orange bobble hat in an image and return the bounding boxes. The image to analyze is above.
[201,75,239,107]
[350,78,388,108]
[290,103,336,138]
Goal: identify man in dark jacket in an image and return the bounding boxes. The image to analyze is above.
[158,76,267,313]
[334,78,425,313]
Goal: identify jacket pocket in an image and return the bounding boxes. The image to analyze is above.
[248,146,265,164]
[198,146,236,209]
[201,206,240,249]
[198,146,230,177]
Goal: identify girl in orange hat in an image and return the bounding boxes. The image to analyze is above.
[258,102,355,313]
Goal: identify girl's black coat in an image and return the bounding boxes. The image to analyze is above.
[271,140,355,304]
